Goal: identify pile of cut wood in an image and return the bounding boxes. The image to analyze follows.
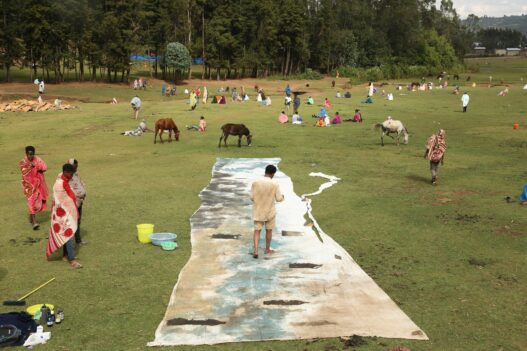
[0,99,75,112]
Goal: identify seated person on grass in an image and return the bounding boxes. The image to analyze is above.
[314,117,326,127]
[121,120,152,136]
[362,95,373,104]
[278,111,289,124]
[292,113,303,125]
[187,116,207,132]
[344,109,363,123]
[331,111,342,124]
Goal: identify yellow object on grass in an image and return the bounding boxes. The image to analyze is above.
[137,224,155,243]
[27,304,55,316]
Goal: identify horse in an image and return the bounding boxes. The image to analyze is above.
[154,118,180,144]
[374,117,409,146]
[218,123,252,148]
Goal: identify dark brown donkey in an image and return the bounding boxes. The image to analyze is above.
[154,118,180,144]
[218,123,252,148]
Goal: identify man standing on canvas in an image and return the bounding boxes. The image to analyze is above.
[251,165,284,259]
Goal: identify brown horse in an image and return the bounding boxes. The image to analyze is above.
[154,118,180,144]
[218,123,252,148]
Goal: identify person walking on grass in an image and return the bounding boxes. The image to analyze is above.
[189,90,197,111]
[20,146,49,230]
[66,159,87,246]
[38,80,45,95]
[47,163,82,269]
[131,95,141,119]
[424,129,447,185]
[461,91,470,112]
[251,165,284,259]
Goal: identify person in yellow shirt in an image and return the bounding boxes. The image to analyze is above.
[250,165,284,259]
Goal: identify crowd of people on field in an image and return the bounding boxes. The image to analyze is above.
[18,72,525,271]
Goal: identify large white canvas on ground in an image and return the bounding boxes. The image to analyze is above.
[148,158,428,346]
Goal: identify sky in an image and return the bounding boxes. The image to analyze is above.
[438,0,527,18]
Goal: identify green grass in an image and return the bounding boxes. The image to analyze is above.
[0,57,526,351]
[465,56,527,85]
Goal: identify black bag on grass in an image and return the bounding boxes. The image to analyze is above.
[0,312,37,346]
[0,325,21,347]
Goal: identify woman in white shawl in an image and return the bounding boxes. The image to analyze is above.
[202,86,208,104]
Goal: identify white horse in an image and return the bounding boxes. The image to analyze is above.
[374,117,409,146]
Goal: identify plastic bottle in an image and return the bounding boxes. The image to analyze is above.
[55,308,64,324]
[46,310,54,327]
[39,305,48,326]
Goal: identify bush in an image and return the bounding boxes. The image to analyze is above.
[299,68,323,80]
[380,64,404,80]
[266,68,323,81]
[404,65,429,79]
[364,66,384,81]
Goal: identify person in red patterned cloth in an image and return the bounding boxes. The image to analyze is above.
[19,146,49,230]
[46,163,82,268]
[424,129,447,185]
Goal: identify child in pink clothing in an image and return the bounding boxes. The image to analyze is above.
[187,116,207,132]
[199,116,207,132]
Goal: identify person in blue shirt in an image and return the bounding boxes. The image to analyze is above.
[285,84,291,97]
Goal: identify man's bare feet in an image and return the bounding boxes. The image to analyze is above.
[264,249,275,255]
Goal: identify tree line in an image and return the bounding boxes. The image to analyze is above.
[0,0,472,83]
[464,14,527,53]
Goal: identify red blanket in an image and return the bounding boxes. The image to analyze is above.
[46,174,78,257]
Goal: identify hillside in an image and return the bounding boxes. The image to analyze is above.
[465,15,527,36]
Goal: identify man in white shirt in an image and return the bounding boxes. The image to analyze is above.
[38,80,45,95]
[461,92,470,113]
[250,165,284,259]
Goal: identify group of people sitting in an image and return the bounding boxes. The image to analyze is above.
[231,88,250,102]
[161,84,177,96]
[335,91,352,98]
[257,90,272,106]
[302,108,363,127]
[133,78,147,90]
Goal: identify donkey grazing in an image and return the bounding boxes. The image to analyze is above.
[374,117,409,146]
[218,123,252,148]
[154,118,180,144]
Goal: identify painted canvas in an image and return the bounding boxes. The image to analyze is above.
[148,158,427,346]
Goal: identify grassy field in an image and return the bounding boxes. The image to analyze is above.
[0,57,526,351]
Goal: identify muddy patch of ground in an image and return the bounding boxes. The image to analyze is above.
[8,237,43,246]
[494,223,525,237]
[340,335,367,348]
[437,212,482,224]
[468,257,494,268]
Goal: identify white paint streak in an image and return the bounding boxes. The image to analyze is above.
[301,172,341,240]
